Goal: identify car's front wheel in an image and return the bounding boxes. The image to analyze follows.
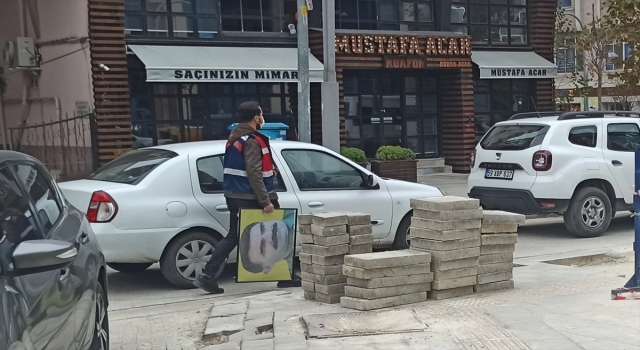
[160,231,218,288]
[563,187,612,238]
[107,263,153,273]
[90,282,109,350]
[392,215,412,250]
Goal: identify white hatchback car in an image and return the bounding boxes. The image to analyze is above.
[59,140,443,288]
[469,111,639,238]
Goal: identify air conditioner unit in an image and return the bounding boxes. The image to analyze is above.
[3,37,38,68]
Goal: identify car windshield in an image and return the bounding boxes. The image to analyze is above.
[88,149,177,185]
[480,125,547,150]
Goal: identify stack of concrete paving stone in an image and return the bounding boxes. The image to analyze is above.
[408,196,483,300]
[475,210,525,293]
[340,250,433,310]
[300,213,350,304]
[345,212,373,254]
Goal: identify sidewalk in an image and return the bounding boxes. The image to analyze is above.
[418,174,469,198]
[200,248,640,350]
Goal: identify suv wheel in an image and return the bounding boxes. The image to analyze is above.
[160,231,218,288]
[563,187,612,238]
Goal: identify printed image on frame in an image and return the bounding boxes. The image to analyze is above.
[237,208,297,283]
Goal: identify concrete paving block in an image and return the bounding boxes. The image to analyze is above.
[308,264,343,275]
[202,342,241,350]
[342,264,430,279]
[315,292,344,304]
[349,234,374,245]
[301,272,347,285]
[298,225,312,235]
[241,338,273,350]
[413,208,483,221]
[433,266,478,280]
[410,227,481,241]
[477,262,513,275]
[311,254,346,266]
[301,244,349,257]
[315,283,346,295]
[347,274,433,288]
[346,212,372,225]
[345,282,431,300]
[411,237,480,251]
[300,263,313,273]
[299,233,314,244]
[303,291,315,301]
[340,292,427,311]
[481,223,519,234]
[344,250,432,269]
[427,286,474,300]
[478,252,514,265]
[431,257,479,271]
[411,217,482,231]
[273,336,308,350]
[473,279,515,293]
[349,244,373,255]
[310,224,347,237]
[298,214,314,225]
[242,333,273,344]
[203,315,245,339]
[312,213,348,226]
[410,196,480,211]
[477,271,513,284]
[347,224,373,235]
[298,253,312,264]
[209,302,248,318]
[313,234,349,246]
[482,210,525,225]
[480,244,516,255]
[245,310,274,322]
[427,247,480,262]
[481,233,518,245]
[229,329,258,343]
[301,281,315,292]
[431,275,477,290]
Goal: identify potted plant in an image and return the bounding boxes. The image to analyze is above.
[340,147,370,169]
[370,146,418,182]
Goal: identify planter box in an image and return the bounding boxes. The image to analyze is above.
[371,160,418,182]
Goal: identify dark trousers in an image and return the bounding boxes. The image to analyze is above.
[203,197,280,277]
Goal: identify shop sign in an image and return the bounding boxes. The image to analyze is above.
[384,57,426,69]
[482,68,555,78]
[335,34,471,57]
[172,69,299,82]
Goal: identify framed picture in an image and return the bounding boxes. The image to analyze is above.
[236,208,298,283]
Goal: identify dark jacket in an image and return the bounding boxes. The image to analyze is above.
[224,123,278,207]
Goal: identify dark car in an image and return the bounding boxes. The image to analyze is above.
[0,151,109,350]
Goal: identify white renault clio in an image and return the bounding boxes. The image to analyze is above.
[59,140,443,288]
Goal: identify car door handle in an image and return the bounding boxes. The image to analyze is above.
[612,160,623,166]
[59,268,70,284]
[78,232,89,245]
[215,205,229,213]
[371,220,385,226]
[308,201,324,208]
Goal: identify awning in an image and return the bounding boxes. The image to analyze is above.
[472,51,557,79]
[129,45,325,83]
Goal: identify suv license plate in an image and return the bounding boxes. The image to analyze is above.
[485,169,514,180]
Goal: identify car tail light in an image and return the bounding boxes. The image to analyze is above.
[470,149,477,168]
[87,191,118,223]
[532,151,552,171]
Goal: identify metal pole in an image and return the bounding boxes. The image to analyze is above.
[566,13,589,111]
[0,95,7,150]
[625,144,640,288]
[297,0,311,143]
[321,0,341,152]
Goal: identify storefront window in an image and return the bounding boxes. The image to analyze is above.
[221,0,297,33]
[344,70,440,158]
[336,0,435,31]
[451,0,528,45]
[473,77,533,141]
[125,0,219,38]
[128,59,296,149]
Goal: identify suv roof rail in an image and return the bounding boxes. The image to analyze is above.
[508,111,560,120]
[557,110,640,120]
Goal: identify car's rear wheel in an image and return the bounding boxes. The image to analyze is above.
[107,263,153,273]
[563,187,612,238]
[90,282,109,350]
[160,231,219,289]
[392,214,412,250]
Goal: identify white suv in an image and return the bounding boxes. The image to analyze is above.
[468,111,640,238]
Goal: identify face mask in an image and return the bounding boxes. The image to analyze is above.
[257,116,265,130]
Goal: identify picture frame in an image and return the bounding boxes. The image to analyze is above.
[236,208,298,283]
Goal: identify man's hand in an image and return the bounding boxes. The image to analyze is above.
[263,204,275,214]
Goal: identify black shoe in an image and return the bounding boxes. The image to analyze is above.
[194,274,224,294]
[277,274,302,288]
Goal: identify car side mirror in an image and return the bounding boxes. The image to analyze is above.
[365,174,378,189]
[9,240,78,277]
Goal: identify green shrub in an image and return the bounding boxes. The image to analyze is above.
[375,145,416,161]
[340,147,367,163]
